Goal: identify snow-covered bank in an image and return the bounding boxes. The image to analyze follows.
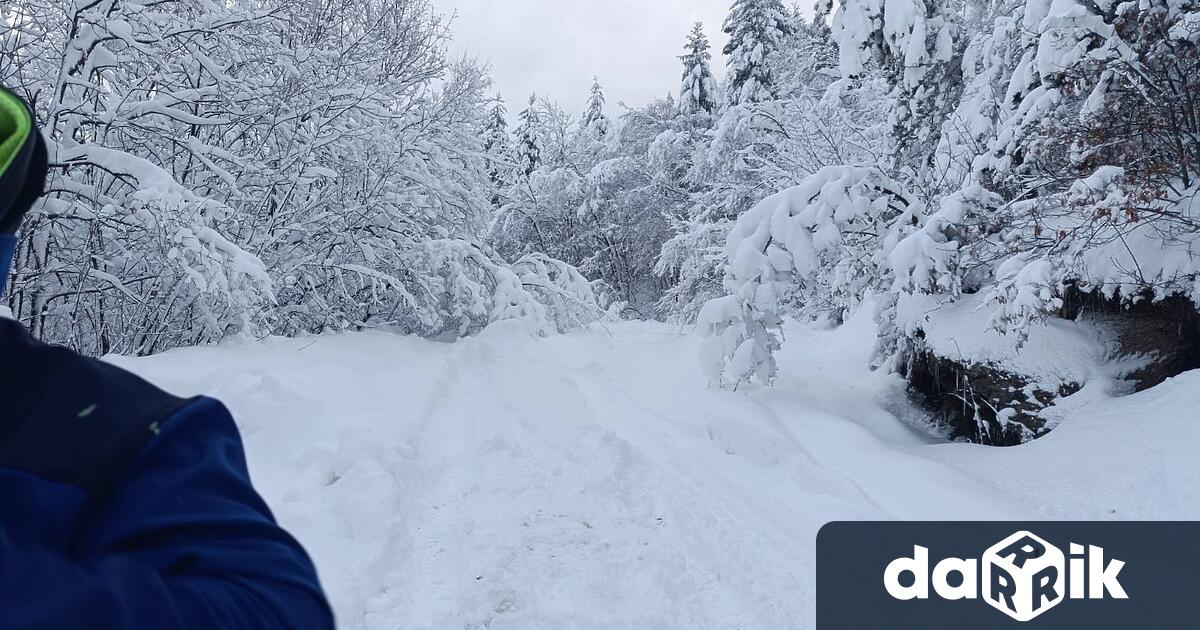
[110,313,1200,629]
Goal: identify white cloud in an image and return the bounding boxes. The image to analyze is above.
[432,0,731,116]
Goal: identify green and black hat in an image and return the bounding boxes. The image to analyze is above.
[0,86,47,296]
[0,86,46,236]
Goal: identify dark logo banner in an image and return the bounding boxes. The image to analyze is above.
[817,521,1200,629]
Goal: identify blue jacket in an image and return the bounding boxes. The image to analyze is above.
[0,89,334,627]
[0,318,335,629]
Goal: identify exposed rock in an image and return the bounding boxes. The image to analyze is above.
[904,287,1200,447]
[1061,288,1200,392]
[904,343,1081,446]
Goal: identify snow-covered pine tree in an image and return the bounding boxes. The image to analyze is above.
[515,94,543,177]
[723,0,794,104]
[491,97,582,265]
[679,22,719,116]
[483,94,514,205]
[773,4,839,94]
[582,78,611,139]
[832,0,964,183]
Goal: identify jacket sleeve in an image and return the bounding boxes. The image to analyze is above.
[0,397,335,630]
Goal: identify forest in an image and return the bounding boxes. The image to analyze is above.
[2,0,1199,435]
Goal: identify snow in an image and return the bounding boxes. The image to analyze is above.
[1069,185,1200,304]
[897,291,1106,385]
[109,312,1200,628]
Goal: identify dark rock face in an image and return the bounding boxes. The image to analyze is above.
[904,346,1080,446]
[1061,288,1200,392]
[905,288,1200,446]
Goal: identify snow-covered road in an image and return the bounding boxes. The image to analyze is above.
[112,313,1200,629]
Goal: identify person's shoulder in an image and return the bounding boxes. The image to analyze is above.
[0,318,193,497]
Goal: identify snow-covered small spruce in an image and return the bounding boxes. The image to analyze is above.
[582,78,611,140]
[679,23,719,116]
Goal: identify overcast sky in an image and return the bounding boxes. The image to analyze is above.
[431,0,733,117]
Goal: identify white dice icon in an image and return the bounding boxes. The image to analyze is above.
[982,530,1065,622]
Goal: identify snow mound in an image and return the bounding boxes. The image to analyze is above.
[897,291,1108,386]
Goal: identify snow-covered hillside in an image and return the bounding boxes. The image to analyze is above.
[110,314,1200,629]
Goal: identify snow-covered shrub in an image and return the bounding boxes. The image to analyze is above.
[371,242,603,339]
[697,293,783,387]
[656,216,735,323]
[985,255,1063,345]
[699,166,912,386]
[419,240,552,338]
[512,253,606,333]
[888,186,997,297]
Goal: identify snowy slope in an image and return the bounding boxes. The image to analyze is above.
[109,312,1200,629]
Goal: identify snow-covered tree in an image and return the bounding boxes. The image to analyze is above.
[512,253,607,332]
[723,0,794,104]
[0,0,604,354]
[679,22,719,116]
[492,94,682,315]
[482,94,514,205]
[698,166,913,386]
[515,94,543,177]
[581,78,610,139]
[1,0,274,354]
[656,22,891,322]
[832,0,965,181]
[691,0,1199,401]
[837,0,1200,347]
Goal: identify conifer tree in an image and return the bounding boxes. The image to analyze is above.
[582,78,610,138]
[515,94,543,177]
[482,94,514,204]
[679,22,718,116]
[722,0,793,104]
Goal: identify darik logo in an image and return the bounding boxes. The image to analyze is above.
[884,530,1128,622]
